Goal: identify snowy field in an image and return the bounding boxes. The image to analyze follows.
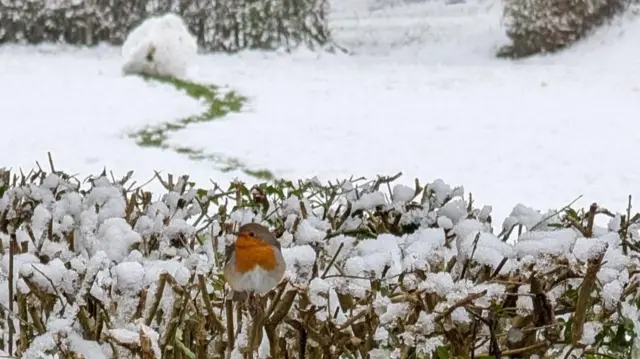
[2,0,640,223]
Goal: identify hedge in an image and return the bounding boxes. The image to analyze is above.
[0,161,639,358]
[0,0,331,53]
[499,0,627,58]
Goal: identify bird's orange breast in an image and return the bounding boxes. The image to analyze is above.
[234,235,278,273]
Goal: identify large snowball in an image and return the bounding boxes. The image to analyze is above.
[121,13,198,78]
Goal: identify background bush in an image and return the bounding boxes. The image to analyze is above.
[0,0,331,52]
[0,161,640,358]
[499,0,627,58]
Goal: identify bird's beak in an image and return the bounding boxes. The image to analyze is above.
[230,231,241,236]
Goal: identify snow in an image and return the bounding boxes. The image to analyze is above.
[94,218,142,262]
[19,258,67,293]
[181,3,640,224]
[450,307,471,324]
[0,44,217,200]
[308,277,347,323]
[621,302,640,349]
[602,280,623,310]
[392,184,414,203]
[144,259,191,286]
[514,228,577,257]
[436,215,454,229]
[295,218,329,244]
[352,191,388,211]
[379,302,410,325]
[580,322,603,346]
[108,328,139,344]
[421,272,455,296]
[0,253,40,295]
[402,228,447,271]
[68,333,108,359]
[457,230,513,267]
[516,285,533,315]
[121,13,198,78]
[442,199,469,224]
[112,261,145,293]
[1,1,640,355]
[347,232,403,275]
[0,0,639,224]
[32,203,52,239]
[281,244,317,283]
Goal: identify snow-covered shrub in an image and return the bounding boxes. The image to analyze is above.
[499,0,627,57]
[0,164,640,358]
[121,13,198,78]
[0,0,330,52]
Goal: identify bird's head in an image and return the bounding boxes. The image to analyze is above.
[233,223,278,248]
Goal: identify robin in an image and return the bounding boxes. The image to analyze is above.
[224,223,286,306]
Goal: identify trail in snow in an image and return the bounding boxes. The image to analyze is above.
[0,45,253,193]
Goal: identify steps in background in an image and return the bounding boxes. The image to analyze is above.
[327,0,507,61]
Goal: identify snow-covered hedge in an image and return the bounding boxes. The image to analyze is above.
[499,0,627,57]
[0,165,639,358]
[0,0,330,52]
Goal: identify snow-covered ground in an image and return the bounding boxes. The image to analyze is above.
[2,0,640,222]
[0,45,213,182]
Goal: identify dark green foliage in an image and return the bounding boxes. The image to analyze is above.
[498,0,628,58]
[0,0,331,52]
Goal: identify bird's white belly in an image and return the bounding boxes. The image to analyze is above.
[233,267,280,294]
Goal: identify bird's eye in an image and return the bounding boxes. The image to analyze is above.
[248,232,256,237]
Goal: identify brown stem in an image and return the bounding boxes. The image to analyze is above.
[266,324,278,358]
[140,325,157,359]
[265,282,287,319]
[27,303,46,335]
[145,272,169,326]
[17,293,28,353]
[572,243,607,346]
[337,308,369,330]
[124,192,137,223]
[245,302,265,356]
[195,318,207,359]
[236,301,243,336]
[321,243,344,279]
[8,235,16,355]
[131,288,148,322]
[77,306,95,340]
[225,299,235,354]
[161,294,184,354]
[197,274,225,333]
[266,290,297,326]
[585,203,598,238]
[502,340,550,356]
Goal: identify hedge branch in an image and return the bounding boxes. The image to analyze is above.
[0,162,637,358]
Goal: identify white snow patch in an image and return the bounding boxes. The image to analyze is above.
[392,184,415,203]
[295,218,329,245]
[112,261,145,293]
[579,322,603,346]
[282,245,317,283]
[94,218,142,262]
[122,13,198,78]
[602,280,623,310]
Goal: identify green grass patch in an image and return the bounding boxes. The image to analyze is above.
[128,74,274,180]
